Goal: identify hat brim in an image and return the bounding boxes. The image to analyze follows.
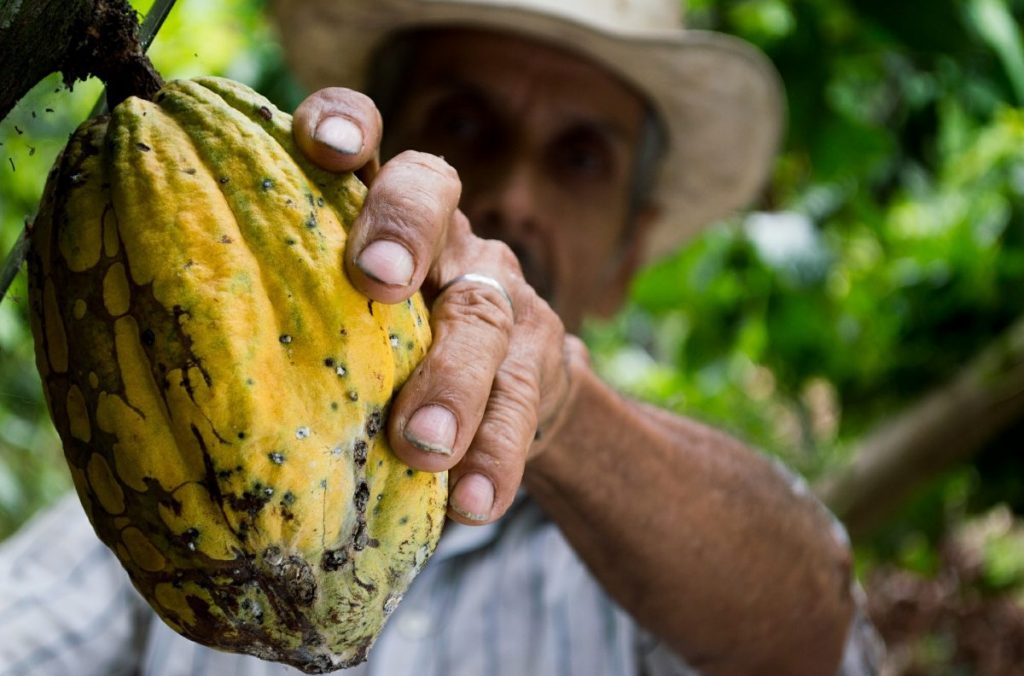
[272,0,784,262]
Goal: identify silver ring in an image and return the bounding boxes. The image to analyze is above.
[437,273,514,312]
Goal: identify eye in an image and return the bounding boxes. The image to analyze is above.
[549,128,612,182]
[424,94,491,147]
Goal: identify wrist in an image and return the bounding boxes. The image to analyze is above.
[526,336,614,484]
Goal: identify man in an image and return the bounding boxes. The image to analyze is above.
[0,0,882,674]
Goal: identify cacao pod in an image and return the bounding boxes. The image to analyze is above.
[27,77,446,673]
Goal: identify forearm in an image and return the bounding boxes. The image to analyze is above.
[524,357,855,676]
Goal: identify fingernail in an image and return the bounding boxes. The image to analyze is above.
[451,474,494,522]
[356,240,414,287]
[404,405,457,455]
[314,116,363,155]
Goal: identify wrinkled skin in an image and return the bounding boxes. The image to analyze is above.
[292,29,857,676]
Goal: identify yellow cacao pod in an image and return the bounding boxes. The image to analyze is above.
[27,77,446,673]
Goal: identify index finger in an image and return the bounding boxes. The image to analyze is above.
[292,87,383,173]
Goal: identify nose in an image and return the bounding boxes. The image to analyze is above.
[462,163,554,301]
[464,162,540,242]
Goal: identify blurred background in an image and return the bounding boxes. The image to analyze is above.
[1,0,1023,673]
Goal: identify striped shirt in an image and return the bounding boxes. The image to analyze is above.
[0,493,882,676]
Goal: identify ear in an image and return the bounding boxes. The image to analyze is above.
[591,204,661,318]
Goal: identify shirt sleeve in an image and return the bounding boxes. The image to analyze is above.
[0,494,149,676]
[835,586,886,676]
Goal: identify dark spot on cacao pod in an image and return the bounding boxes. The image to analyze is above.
[339,327,347,336]
[219,176,230,184]
[306,214,317,229]
[320,479,328,489]
[237,431,246,440]
[262,178,273,190]
[354,481,369,512]
[330,402,338,411]
[136,142,151,152]
[405,469,414,477]
[284,237,296,246]
[348,390,359,402]
[354,524,369,551]
[323,357,335,368]
[367,300,374,316]
[365,410,382,438]
[141,328,155,346]
[277,555,317,606]
[281,491,296,506]
[406,341,415,351]
[268,451,284,465]
[321,549,347,571]
[258,106,273,121]
[182,527,200,551]
[157,492,183,516]
[279,334,292,345]
[399,516,409,525]
[368,538,380,548]
[353,440,368,466]
[317,197,325,208]
[306,655,334,673]
[230,486,271,518]
[246,378,255,386]
[184,167,197,175]
[241,597,265,624]
[220,235,233,244]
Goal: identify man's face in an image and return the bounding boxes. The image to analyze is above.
[381,30,653,331]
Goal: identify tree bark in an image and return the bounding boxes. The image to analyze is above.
[815,315,1024,539]
[0,0,160,122]
[0,0,95,120]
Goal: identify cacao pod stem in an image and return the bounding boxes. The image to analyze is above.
[63,0,165,108]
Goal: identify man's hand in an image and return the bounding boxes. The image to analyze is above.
[293,88,577,526]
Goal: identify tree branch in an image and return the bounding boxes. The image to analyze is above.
[815,316,1024,539]
[0,0,95,120]
[0,0,161,122]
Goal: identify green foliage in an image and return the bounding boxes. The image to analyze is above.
[587,0,1024,575]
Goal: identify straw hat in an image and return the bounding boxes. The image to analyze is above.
[271,0,784,262]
